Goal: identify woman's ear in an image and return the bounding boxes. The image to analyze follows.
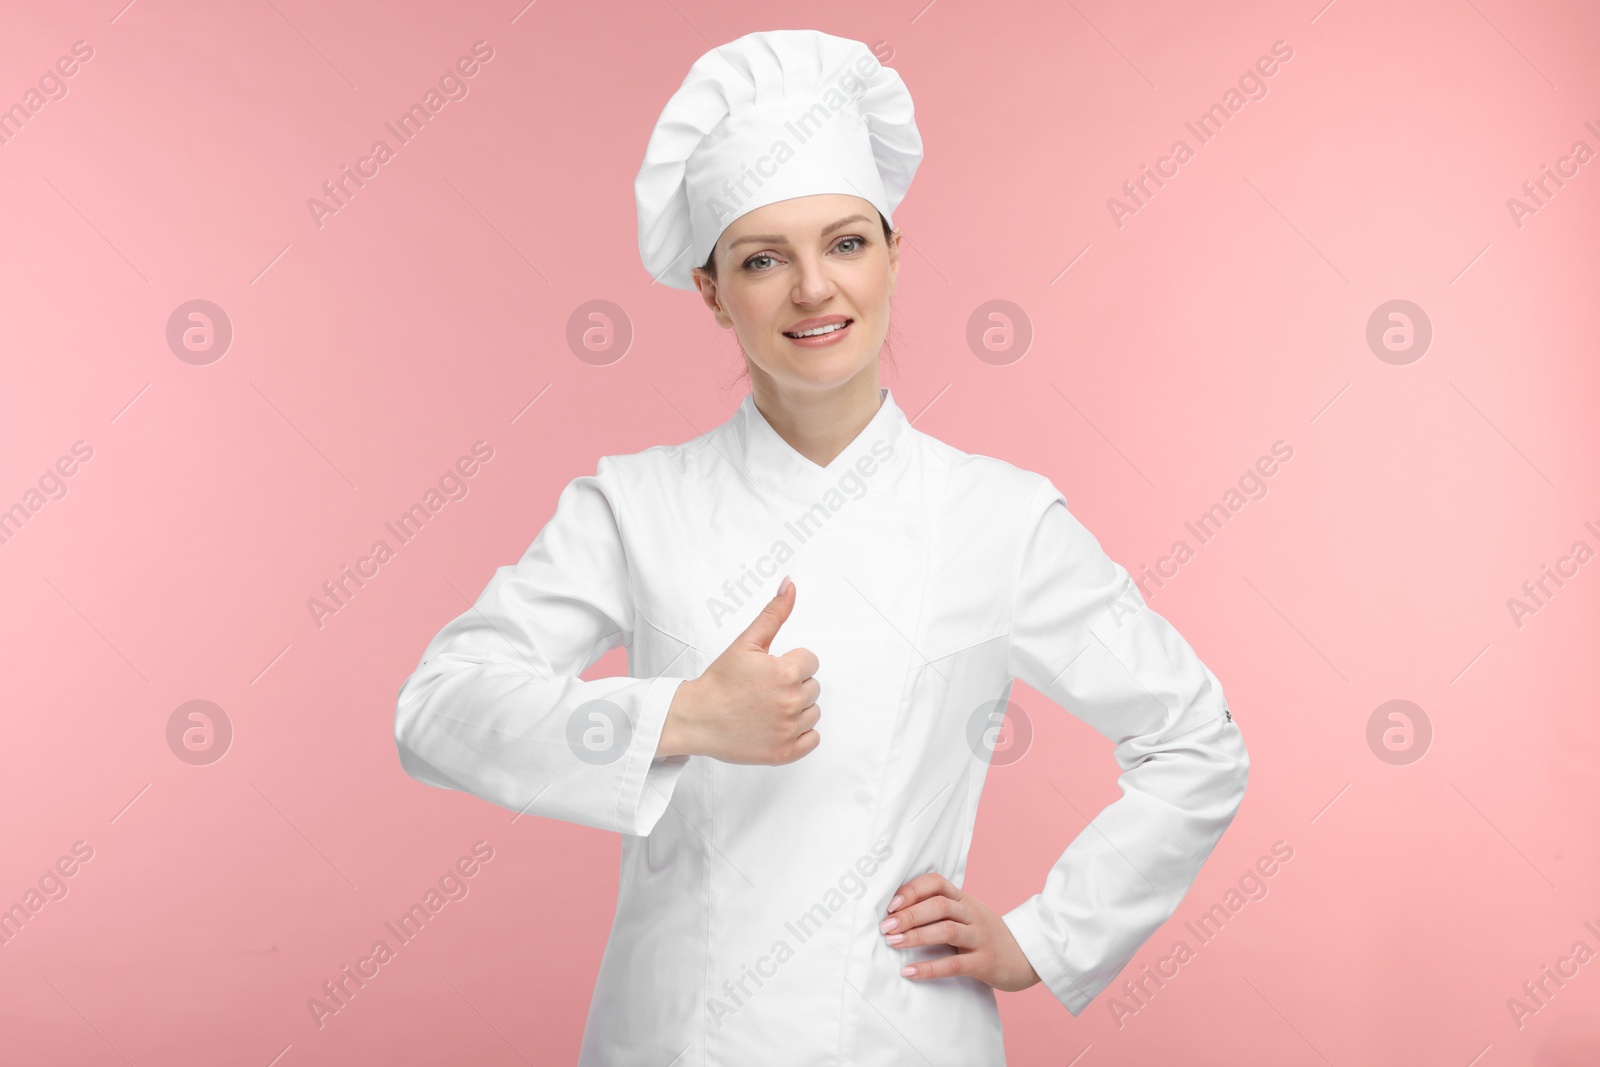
[692,269,732,328]
[887,233,900,298]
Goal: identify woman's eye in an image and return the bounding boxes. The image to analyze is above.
[743,237,865,271]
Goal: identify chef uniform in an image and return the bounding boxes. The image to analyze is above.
[393,29,1249,1066]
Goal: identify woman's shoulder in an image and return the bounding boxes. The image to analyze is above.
[588,430,723,487]
[913,428,1056,506]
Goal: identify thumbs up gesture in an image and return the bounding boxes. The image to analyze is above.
[656,576,822,765]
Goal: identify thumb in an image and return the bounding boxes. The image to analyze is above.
[739,575,794,653]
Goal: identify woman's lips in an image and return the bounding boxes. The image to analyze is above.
[783,319,853,347]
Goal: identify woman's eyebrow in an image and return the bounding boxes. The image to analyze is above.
[728,214,873,249]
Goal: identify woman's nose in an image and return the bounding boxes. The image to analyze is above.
[791,257,835,302]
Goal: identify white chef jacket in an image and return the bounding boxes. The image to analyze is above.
[393,386,1249,1065]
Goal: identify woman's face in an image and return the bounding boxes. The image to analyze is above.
[692,193,899,395]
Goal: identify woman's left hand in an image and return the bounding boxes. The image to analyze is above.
[880,872,1041,992]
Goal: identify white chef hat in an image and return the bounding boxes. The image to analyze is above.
[635,29,923,291]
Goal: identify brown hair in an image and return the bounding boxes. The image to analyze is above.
[698,210,900,381]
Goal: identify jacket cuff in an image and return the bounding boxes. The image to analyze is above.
[620,674,691,836]
[1002,894,1095,1016]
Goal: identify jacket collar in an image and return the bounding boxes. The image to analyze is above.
[730,386,912,505]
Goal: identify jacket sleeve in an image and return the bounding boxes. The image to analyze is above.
[999,475,1249,1016]
[392,457,692,836]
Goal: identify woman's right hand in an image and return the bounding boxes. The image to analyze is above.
[656,576,821,765]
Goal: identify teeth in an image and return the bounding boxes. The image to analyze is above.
[788,321,848,338]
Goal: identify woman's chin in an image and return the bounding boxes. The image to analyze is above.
[758,350,875,391]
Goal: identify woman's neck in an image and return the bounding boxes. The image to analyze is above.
[750,367,883,469]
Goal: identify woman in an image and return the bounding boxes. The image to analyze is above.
[394,28,1248,1065]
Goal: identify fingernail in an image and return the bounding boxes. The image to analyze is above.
[888,894,903,911]
[777,575,792,596]
[880,917,898,932]
[885,933,905,945]
[900,966,917,977]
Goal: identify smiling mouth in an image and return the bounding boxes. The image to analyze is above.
[783,319,853,339]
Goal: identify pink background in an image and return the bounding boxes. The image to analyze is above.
[3,0,1598,1063]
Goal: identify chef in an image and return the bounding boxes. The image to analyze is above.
[394,28,1249,1065]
